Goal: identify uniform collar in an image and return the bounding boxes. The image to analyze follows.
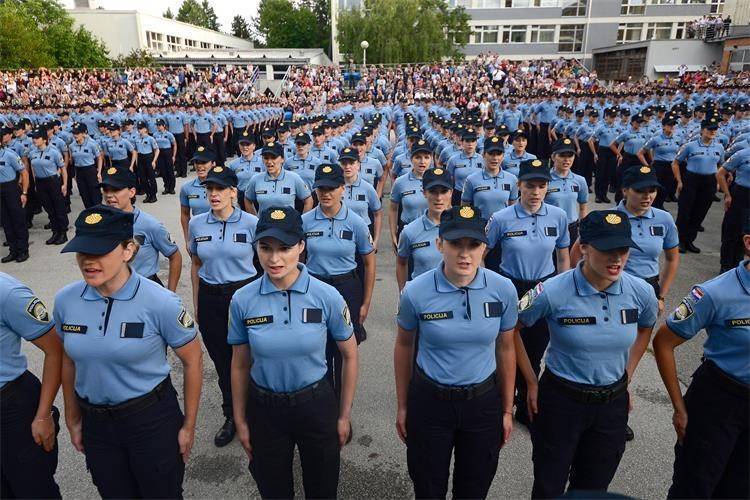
[315,203,348,221]
[434,264,487,293]
[81,268,141,301]
[132,206,142,222]
[550,169,572,180]
[616,201,655,219]
[264,169,286,182]
[514,202,548,218]
[572,262,623,296]
[207,207,241,224]
[482,168,505,179]
[346,175,362,187]
[737,260,750,295]
[259,264,311,295]
[420,211,439,230]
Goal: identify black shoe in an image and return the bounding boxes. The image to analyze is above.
[45,233,58,245]
[685,242,701,253]
[1,252,18,263]
[162,190,169,195]
[595,197,604,203]
[15,251,29,263]
[625,424,635,442]
[678,243,687,254]
[44,222,51,230]
[602,196,611,203]
[214,417,235,447]
[697,225,705,232]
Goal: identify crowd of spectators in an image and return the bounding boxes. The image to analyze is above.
[687,15,731,40]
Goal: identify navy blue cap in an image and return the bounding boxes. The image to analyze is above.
[261,127,276,138]
[62,205,134,255]
[294,133,311,145]
[622,165,661,190]
[136,121,148,129]
[406,127,421,138]
[631,114,644,123]
[351,132,367,144]
[201,165,238,188]
[98,166,136,189]
[237,130,254,144]
[662,115,678,126]
[439,206,488,244]
[701,117,719,130]
[254,206,304,246]
[484,136,505,153]
[191,145,215,163]
[462,128,478,141]
[518,159,551,181]
[579,210,641,252]
[313,163,345,189]
[261,141,284,157]
[30,128,46,139]
[423,167,452,191]
[496,124,510,136]
[72,122,87,134]
[411,138,432,155]
[339,147,358,162]
[552,138,576,154]
[312,126,324,136]
[0,126,12,136]
[511,130,528,141]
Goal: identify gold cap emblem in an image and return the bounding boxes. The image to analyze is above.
[270,209,286,220]
[418,140,425,145]
[322,166,332,173]
[85,213,102,225]
[640,166,651,174]
[213,166,224,173]
[197,146,205,152]
[459,206,475,219]
[106,167,116,175]
[563,139,571,145]
[605,214,622,225]
[268,142,275,147]
[433,168,444,175]
[532,160,543,167]
[343,148,351,153]
[491,137,499,143]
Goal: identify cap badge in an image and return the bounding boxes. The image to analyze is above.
[197,146,205,152]
[343,148,351,153]
[213,166,224,173]
[563,139,571,145]
[459,206,475,219]
[268,142,275,147]
[322,166,333,173]
[605,214,622,225]
[270,209,286,220]
[532,160,543,167]
[433,168,444,175]
[85,213,103,225]
[491,137,499,143]
[106,167,117,175]
[242,131,248,136]
[640,166,651,174]
[418,140,425,145]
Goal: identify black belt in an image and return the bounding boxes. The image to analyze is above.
[0,370,31,402]
[703,360,749,398]
[502,272,555,298]
[543,370,627,405]
[414,367,496,401]
[76,376,173,420]
[199,277,253,295]
[75,164,95,170]
[137,152,153,157]
[250,378,329,408]
[311,270,357,285]
[644,275,660,288]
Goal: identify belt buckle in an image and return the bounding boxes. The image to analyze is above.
[588,389,610,404]
[447,386,466,401]
[286,392,296,406]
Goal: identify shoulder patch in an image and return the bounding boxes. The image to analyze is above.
[519,282,543,312]
[25,297,49,322]
[342,305,352,327]
[177,308,194,329]
[671,299,694,322]
[689,286,704,302]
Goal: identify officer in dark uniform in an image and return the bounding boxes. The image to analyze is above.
[29,127,68,245]
[717,147,750,272]
[1,273,62,498]
[395,205,518,499]
[134,122,159,203]
[228,205,358,499]
[189,165,259,447]
[55,205,203,499]
[154,119,177,195]
[653,212,750,499]
[69,122,103,209]
[517,209,658,498]
[0,126,30,263]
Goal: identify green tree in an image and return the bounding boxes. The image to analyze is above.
[176,0,220,31]
[163,7,174,19]
[252,0,319,48]
[230,14,251,39]
[337,0,470,64]
[0,2,54,68]
[111,49,155,68]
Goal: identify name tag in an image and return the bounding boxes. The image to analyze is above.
[366,168,373,174]
[302,308,323,323]
[282,187,291,194]
[475,186,491,192]
[650,225,665,236]
[233,233,247,243]
[420,311,453,321]
[120,322,145,338]
[402,190,416,196]
[305,231,323,238]
[572,185,580,192]
[558,317,596,325]
[502,183,511,191]
[620,309,639,324]
[61,324,87,334]
[544,226,558,237]
[194,236,212,243]
[505,230,527,237]
[340,230,353,240]
[187,194,199,199]
[484,302,502,318]
[411,241,430,250]
[245,315,273,326]
[255,190,268,195]
[726,318,750,327]
[548,188,560,193]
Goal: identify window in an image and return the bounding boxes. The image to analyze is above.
[559,24,584,52]
[475,0,503,6]
[146,31,164,51]
[621,0,646,15]
[530,25,556,43]
[708,0,724,13]
[674,22,688,39]
[562,0,586,16]
[473,25,499,44]
[185,39,197,48]
[200,41,211,49]
[166,35,180,52]
[618,23,643,43]
[502,25,528,43]
[645,22,671,40]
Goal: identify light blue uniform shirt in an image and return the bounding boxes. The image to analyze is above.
[545,169,588,224]
[666,261,750,385]
[462,169,519,220]
[518,264,657,386]
[615,128,648,155]
[310,145,339,163]
[723,148,750,188]
[179,178,209,215]
[502,150,536,178]
[188,207,258,284]
[359,156,384,187]
[446,152,484,192]
[344,175,381,225]
[135,135,158,155]
[0,273,53,387]
[397,266,518,385]
[391,172,428,224]
[132,207,179,278]
[228,155,265,193]
[54,271,196,405]
[302,204,374,277]
[154,130,175,150]
[228,264,353,392]
[486,203,570,280]
[246,169,311,213]
[106,138,134,161]
[190,114,213,134]
[69,138,101,167]
[29,145,63,179]
[594,123,619,148]
[676,139,725,175]
[165,112,187,134]
[616,202,679,278]
[0,147,24,183]
[397,212,441,280]
[283,155,321,189]
[643,132,679,162]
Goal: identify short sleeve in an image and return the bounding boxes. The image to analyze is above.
[396,286,418,331]
[179,184,189,207]
[556,214,571,249]
[508,178,519,201]
[663,217,679,250]
[390,179,403,203]
[354,219,374,255]
[187,219,198,255]
[644,137,656,150]
[637,281,659,328]
[498,280,519,333]
[157,292,197,348]
[485,214,501,250]
[326,288,354,341]
[295,175,311,200]
[675,144,689,162]
[517,282,552,328]
[576,178,589,204]
[125,140,134,152]
[227,295,248,345]
[246,177,258,201]
[666,287,714,340]
[367,186,382,212]
[397,228,411,258]
[151,221,179,258]
[2,285,53,341]
[53,151,63,168]
[615,133,626,144]
[91,141,101,156]
[461,178,474,202]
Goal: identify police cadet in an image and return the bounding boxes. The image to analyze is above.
[485,158,570,426]
[1,273,62,498]
[717,144,750,272]
[0,126,30,263]
[446,128,485,207]
[502,130,536,178]
[653,212,749,499]
[302,163,375,394]
[245,141,312,216]
[517,210,658,499]
[396,167,452,291]
[68,122,103,209]
[228,131,265,209]
[191,102,216,150]
[463,135,519,220]
[546,138,589,244]
[100,167,182,291]
[165,102,188,177]
[29,127,69,246]
[188,165,258,447]
[673,117,725,254]
[612,113,649,204]
[389,140,431,250]
[134,122,159,204]
[594,108,620,204]
[350,132,385,197]
[283,132,320,190]
[638,113,680,209]
[340,146,382,242]
[55,205,202,498]
[154,119,177,195]
[105,123,135,170]
[394,205,518,499]
[228,206,358,499]
[179,146,213,246]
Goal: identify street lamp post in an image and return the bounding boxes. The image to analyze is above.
[360,40,369,67]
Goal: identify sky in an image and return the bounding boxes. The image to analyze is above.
[62,0,260,34]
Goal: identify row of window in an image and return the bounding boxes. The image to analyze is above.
[470,24,585,52]
[145,31,234,52]
[616,21,692,43]
[449,0,723,13]
[621,0,724,15]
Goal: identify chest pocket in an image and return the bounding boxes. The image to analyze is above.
[233,233,247,243]
[282,187,291,194]
[340,230,353,240]
[620,309,639,324]
[502,183,511,191]
[365,168,373,174]
[302,308,323,323]
[356,194,366,201]
[484,302,502,318]
[544,226,558,237]
[120,322,145,338]
[649,225,665,237]
[572,185,580,192]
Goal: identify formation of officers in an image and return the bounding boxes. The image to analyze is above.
[0,85,749,500]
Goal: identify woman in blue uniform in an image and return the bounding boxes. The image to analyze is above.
[502,130,536,178]
[638,114,680,208]
[29,127,69,245]
[189,165,258,448]
[517,210,658,498]
[389,140,431,252]
[55,205,202,499]
[244,141,312,215]
[396,168,452,291]
[154,119,177,195]
[100,166,182,290]
[0,126,30,263]
[340,147,382,242]
[485,158,570,426]
[302,163,375,393]
[134,122,160,204]
[545,138,589,244]
[395,205,518,499]
[653,215,749,499]
[69,122,103,208]
[1,274,62,498]
[229,205,359,499]
[179,146,212,246]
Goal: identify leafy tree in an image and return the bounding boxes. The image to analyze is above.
[231,14,251,40]
[337,0,470,64]
[111,49,155,68]
[252,0,319,48]
[163,7,174,19]
[0,2,54,68]
[176,0,220,31]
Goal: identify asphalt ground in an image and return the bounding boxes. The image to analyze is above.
[6,171,727,499]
